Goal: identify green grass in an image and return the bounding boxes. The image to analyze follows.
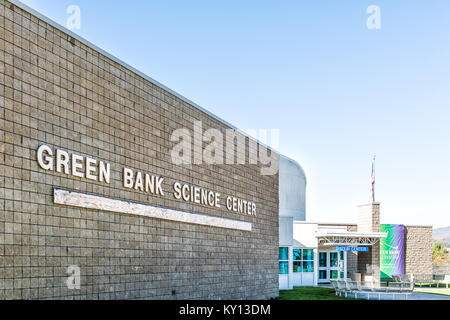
[415,283,449,288]
[414,288,450,296]
[278,286,356,300]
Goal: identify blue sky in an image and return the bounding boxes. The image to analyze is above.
[20,0,450,228]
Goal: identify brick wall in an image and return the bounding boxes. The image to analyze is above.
[357,203,380,281]
[357,203,380,234]
[404,226,433,277]
[346,224,358,277]
[0,0,279,299]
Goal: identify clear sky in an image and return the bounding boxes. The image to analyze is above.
[19,0,450,228]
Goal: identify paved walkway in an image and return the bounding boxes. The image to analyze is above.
[320,283,450,300]
[409,291,450,300]
[344,290,450,300]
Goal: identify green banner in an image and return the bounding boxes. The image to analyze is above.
[380,224,405,279]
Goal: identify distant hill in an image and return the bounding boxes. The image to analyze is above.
[433,226,450,240]
[433,227,450,249]
[441,238,450,248]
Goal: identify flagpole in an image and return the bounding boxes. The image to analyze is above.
[371,155,376,203]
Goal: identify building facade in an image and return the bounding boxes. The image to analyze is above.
[0,0,284,299]
[0,0,435,300]
[279,198,433,289]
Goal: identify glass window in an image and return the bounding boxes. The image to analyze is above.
[293,249,302,261]
[279,261,288,274]
[293,261,302,273]
[303,249,314,261]
[279,247,288,261]
[330,270,338,279]
[340,272,344,279]
[319,270,327,280]
[319,252,327,267]
[340,251,344,261]
[330,252,338,267]
[293,248,314,273]
[279,247,289,274]
[303,261,314,272]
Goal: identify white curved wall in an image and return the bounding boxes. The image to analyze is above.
[278,155,307,290]
[279,155,306,221]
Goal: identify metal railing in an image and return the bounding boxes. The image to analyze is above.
[433,265,450,274]
[414,273,450,288]
[331,279,413,300]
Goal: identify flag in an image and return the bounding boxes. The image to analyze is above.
[370,156,375,203]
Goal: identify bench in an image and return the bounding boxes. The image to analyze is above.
[431,274,450,288]
[331,279,412,300]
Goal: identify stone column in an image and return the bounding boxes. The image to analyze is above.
[357,203,380,283]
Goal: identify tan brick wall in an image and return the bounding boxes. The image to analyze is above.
[0,0,279,299]
[357,203,380,281]
[404,226,432,277]
[346,225,358,277]
[357,203,380,234]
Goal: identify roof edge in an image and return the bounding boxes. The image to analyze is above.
[8,0,281,155]
[280,154,307,184]
[315,231,388,238]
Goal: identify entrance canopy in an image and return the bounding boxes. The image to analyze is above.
[315,230,387,247]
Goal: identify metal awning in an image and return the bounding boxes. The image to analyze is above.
[315,231,387,246]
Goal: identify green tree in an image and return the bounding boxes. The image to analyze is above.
[432,241,448,262]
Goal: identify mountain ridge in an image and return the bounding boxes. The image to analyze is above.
[433,226,450,240]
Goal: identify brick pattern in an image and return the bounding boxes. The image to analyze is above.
[357,203,380,234]
[357,203,380,281]
[346,225,358,277]
[404,226,432,277]
[0,0,279,299]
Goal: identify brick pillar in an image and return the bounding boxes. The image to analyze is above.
[357,203,380,283]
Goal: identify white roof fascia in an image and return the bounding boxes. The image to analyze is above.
[315,231,388,238]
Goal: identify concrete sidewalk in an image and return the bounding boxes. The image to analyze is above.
[323,283,450,300]
[344,290,450,300]
[408,292,450,300]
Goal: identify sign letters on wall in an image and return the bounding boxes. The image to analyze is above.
[36,145,256,230]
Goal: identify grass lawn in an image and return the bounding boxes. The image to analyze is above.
[414,283,449,288]
[414,288,450,296]
[278,286,356,300]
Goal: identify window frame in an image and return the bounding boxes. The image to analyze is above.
[279,247,289,275]
[292,248,315,273]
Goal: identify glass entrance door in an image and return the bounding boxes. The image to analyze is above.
[318,251,343,283]
[329,252,339,280]
[318,252,328,283]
